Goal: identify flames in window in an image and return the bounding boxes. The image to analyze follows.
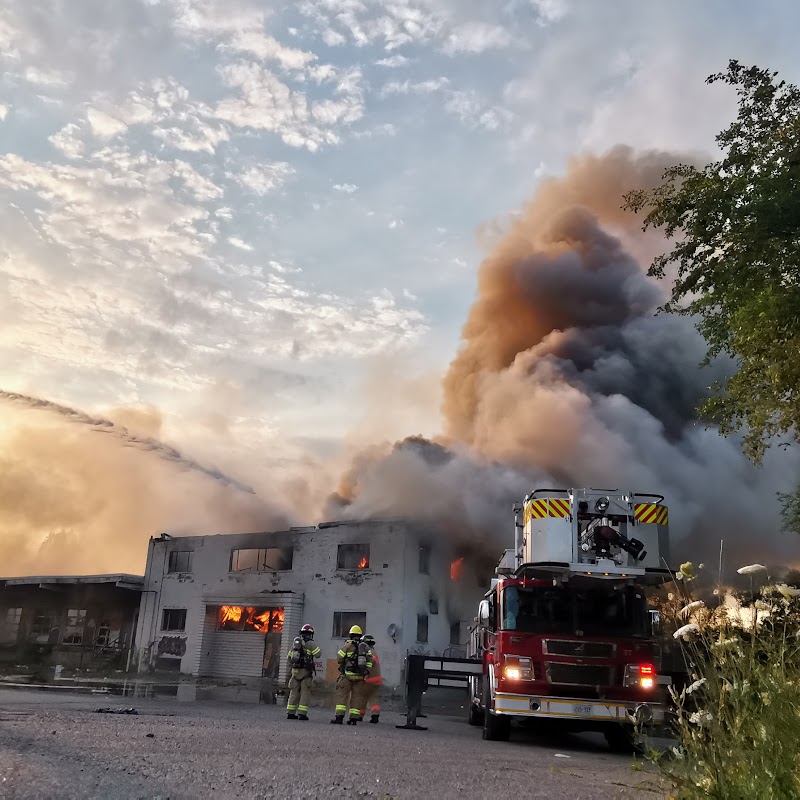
[220,605,242,626]
[451,557,465,582]
[217,605,284,632]
[358,554,369,569]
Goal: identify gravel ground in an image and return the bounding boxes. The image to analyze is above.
[0,688,671,799]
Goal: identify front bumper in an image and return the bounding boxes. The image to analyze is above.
[493,691,665,724]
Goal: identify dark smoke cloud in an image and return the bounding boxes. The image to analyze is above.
[336,145,800,569]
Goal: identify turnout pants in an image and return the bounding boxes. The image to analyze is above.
[360,681,381,717]
[287,669,313,715]
[335,675,369,719]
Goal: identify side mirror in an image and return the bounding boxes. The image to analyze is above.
[478,600,490,627]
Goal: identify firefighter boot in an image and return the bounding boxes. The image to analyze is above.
[330,715,344,724]
[369,714,379,724]
[298,714,309,721]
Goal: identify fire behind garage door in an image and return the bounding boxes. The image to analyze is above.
[200,605,284,679]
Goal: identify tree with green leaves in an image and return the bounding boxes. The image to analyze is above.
[624,60,800,466]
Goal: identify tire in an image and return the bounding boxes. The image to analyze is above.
[481,682,510,741]
[604,725,639,754]
[468,702,484,726]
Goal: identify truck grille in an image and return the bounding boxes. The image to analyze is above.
[543,640,616,659]
[545,663,614,687]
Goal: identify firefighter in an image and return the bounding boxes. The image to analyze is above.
[360,633,382,723]
[286,623,321,720]
[331,624,372,725]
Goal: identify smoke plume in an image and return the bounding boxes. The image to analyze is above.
[334,145,800,568]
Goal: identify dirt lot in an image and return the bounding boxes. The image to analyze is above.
[0,688,671,799]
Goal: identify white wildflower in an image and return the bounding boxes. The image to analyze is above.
[685,678,707,695]
[754,600,772,611]
[673,623,699,639]
[713,637,738,649]
[777,583,800,599]
[680,600,705,617]
[688,711,712,726]
[671,746,684,760]
[737,564,766,575]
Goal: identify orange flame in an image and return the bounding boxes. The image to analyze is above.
[220,605,242,625]
[358,555,369,569]
[451,557,464,581]
[271,608,284,632]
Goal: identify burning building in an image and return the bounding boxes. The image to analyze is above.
[134,520,484,689]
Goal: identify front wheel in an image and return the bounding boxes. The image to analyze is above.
[481,683,510,741]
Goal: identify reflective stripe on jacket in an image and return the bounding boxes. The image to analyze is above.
[337,640,373,680]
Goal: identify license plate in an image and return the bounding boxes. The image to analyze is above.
[572,704,592,715]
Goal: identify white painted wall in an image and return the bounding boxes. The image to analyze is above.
[134,520,482,689]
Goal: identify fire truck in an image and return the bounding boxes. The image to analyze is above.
[467,488,672,751]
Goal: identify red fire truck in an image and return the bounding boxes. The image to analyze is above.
[467,488,672,751]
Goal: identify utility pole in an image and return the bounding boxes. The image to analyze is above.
[718,539,725,589]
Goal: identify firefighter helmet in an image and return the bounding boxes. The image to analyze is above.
[348,624,363,637]
[300,624,314,638]
[363,634,375,646]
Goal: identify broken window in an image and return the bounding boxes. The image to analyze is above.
[168,551,193,573]
[31,610,60,643]
[62,609,87,644]
[337,544,370,570]
[162,608,187,632]
[332,611,367,638]
[429,592,439,615]
[95,620,112,647]
[230,547,293,572]
[215,606,284,633]
[419,544,431,575]
[416,614,429,644]
[0,608,22,644]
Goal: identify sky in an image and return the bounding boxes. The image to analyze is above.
[2,0,800,574]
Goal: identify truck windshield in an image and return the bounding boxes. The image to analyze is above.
[501,585,649,637]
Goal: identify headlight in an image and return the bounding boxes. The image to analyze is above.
[503,656,533,680]
[595,496,610,513]
[624,663,656,690]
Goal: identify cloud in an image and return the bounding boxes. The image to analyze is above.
[0,104,8,121]
[166,0,317,71]
[214,61,364,151]
[442,22,512,54]
[228,236,253,250]
[444,89,512,131]
[229,162,296,195]
[333,183,358,193]
[375,54,410,67]
[86,108,128,139]
[381,77,449,96]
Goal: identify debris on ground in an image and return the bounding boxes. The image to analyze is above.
[94,707,138,715]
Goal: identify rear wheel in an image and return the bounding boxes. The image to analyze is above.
[481,683,510,741]
[604,725,639,754]
[468,702,484,726]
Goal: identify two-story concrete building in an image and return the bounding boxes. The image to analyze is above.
[134,520,484,691]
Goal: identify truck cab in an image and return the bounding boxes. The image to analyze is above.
[467,488,672,750]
